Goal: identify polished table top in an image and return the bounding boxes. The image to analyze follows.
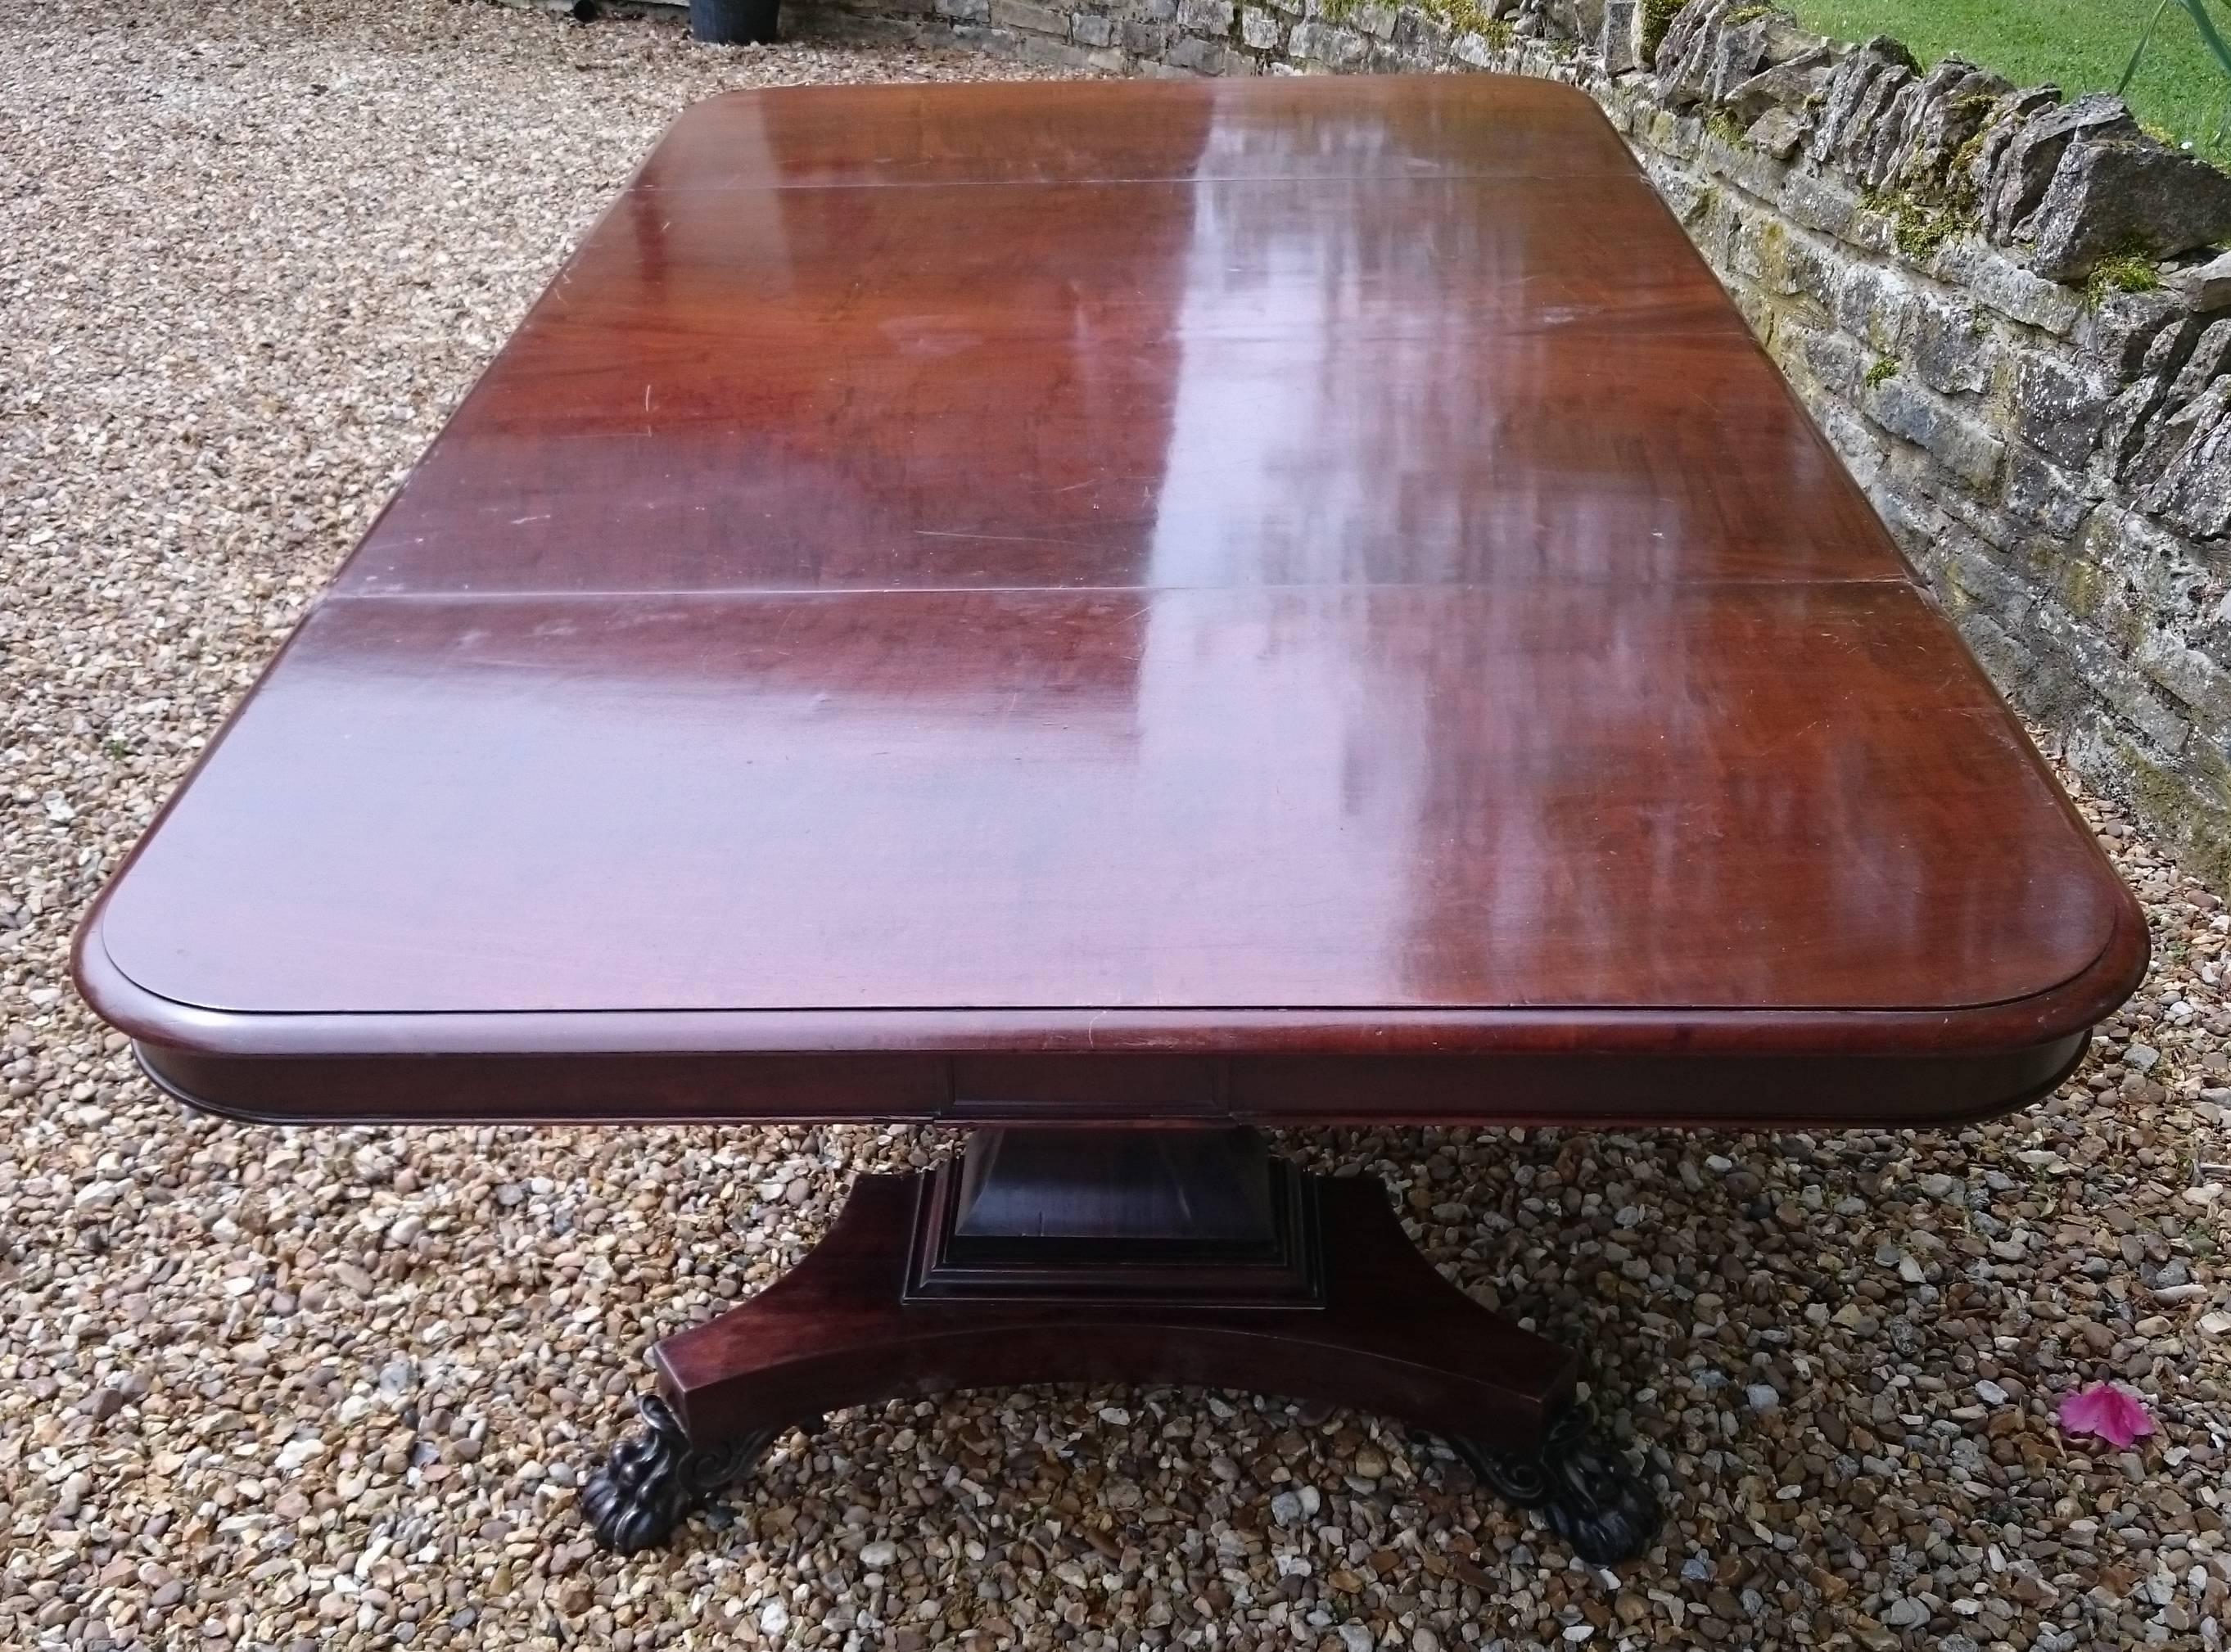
[75,74,2146,1127]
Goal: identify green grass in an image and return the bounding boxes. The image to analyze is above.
[1786,0,2231,163]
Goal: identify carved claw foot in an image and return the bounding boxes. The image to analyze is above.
[580,1394,777,1553]
[1447,1401,1663,1565]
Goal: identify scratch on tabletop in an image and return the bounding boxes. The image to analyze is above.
[915,529,1093,548]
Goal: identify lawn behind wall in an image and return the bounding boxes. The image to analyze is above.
[1786,0,2231,165]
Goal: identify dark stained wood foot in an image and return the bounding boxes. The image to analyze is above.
[583,1130,1662,1561]
[578,1394,784,1554]
[1446,1401,1663,1565]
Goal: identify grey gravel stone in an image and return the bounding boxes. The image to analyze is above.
[1881,1595,1931,1627]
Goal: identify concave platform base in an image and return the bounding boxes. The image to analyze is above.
[580,1129,1662,1564]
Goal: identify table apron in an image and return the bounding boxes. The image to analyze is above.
[132,1035,2090,1131]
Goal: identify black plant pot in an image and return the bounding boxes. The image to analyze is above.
[690,0,779,43]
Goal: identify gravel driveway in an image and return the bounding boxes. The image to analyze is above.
[3,2,2229,1648]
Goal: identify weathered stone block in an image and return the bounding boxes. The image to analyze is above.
[1831,260,1915,354]
[989,0,1068,34]
[1522,0,1583,41]
[2003,444,2094,539]
[2023,545,2112,631]
[1288,20,1366,66]
[1014,34,1100,66]
[1600,0,1639,75]
[1773,231,1837,312]
[1727,279,1777,340]
[2136,630,2231,726]
[1683,182,1736,266]
[1176,0,1233,32]
[1813,397,1890,490]
[1931,243,2084,339]
[934,0,991,20]
[1940,533,2037,630]
[1724,48,1836,129]
[1698,127,1790,199]
[1071,11,1116,45]
[1165,33,1228,72]
[1981,93,2139,244]
[1642,106,1687,153]
[2080,289,2191,383]
[1350,2,1398,38]
[2166,317,2231,409]
[2102,376,2175,479]
[2143,395,2231,540]
[2013,351,2112,470]
[1868,375,2006,490]
[1660,2,1828,114]
[2169,250,2231,315]
[1881,436,1953,507]
[1592,84,1638,133]
[1240,6,1282,49]
[1935,484,2026,553]
[2112,321,2231,496]
[2087,504,2214,606]
[2026,600,2193,752]
[1963,86,2057,208]
[1451,29,1502,70]
[1640,157,1706,223]
[1799,323,1864,397]
[2079,720,2231,890]
[1907,294,1995,397]
[1871,481,1946,564]
[1726,210,1784,292]
[1778,171,1859,240]
[1807,35,1916,172]
[942,21,1023,56]
[1744,106,1811,161]
[2027,139,2231,282]
[1881,57,2012,198]
[1120,19,1172,53]
[1951,607,2054,713]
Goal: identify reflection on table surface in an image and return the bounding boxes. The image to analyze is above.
[91,77,2122,1035]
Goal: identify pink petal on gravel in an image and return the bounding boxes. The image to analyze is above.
[2058,1383,2156,1449]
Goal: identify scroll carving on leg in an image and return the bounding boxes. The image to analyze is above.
[580,1128,1666,1564]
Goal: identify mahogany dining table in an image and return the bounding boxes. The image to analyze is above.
[73,73,2147,1566]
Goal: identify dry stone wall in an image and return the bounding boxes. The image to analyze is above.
[770,0,2231,885]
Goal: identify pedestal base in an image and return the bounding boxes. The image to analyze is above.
[581,1131,1662,1564]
